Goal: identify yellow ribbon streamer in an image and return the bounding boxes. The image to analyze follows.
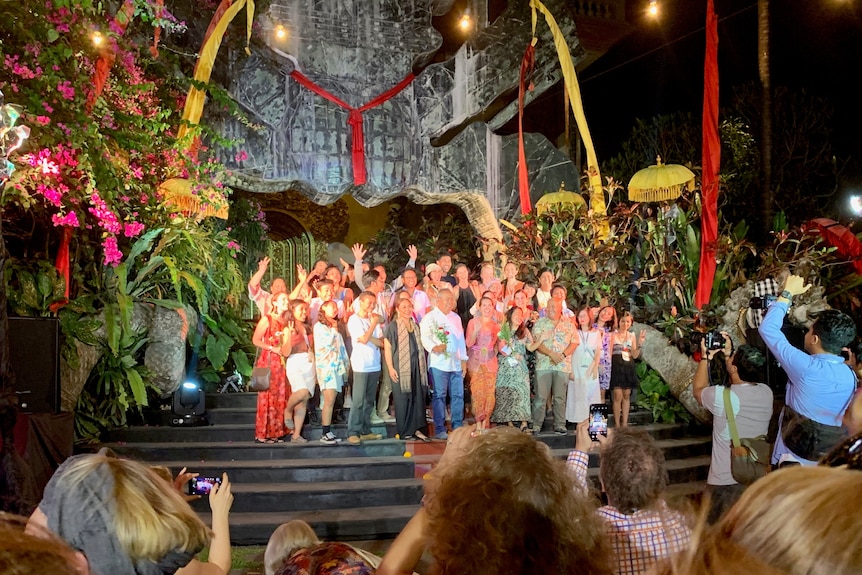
[177,0,255,141]
[529,0,608,238]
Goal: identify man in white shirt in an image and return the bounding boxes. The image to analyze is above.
[536,268,555,311]
[420,289,468,440]
[352,269,395,423]
[394,267,432,323]
[346,291,385,445]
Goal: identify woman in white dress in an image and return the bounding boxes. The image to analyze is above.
[566,306,602,424]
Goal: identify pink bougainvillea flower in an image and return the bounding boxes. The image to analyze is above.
[102,235,122,267]
[123,221,145,237]
[51,211,80,227]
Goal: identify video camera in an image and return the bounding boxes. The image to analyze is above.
[749,295,777,310]
[690,329,726,351]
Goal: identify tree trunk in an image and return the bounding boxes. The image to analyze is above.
[759,0,773,235]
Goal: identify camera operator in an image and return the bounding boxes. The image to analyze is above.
[758,275,857,467]
[693,333,773,523]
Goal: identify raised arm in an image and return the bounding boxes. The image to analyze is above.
[352,243,368,290]
[248,257,269,295]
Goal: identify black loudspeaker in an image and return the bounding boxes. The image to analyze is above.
[7,317,61,413]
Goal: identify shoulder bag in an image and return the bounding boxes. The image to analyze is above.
[724,386,771,485]
[250,345,271,392]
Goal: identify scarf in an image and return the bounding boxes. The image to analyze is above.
[396,317,427,394]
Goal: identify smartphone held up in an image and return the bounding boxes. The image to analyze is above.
[188,476,222,496]
[588,403,609,441]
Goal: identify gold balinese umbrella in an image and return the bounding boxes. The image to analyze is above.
[627,156,696,202]
[159,177,229,219]
[535,182,587,216]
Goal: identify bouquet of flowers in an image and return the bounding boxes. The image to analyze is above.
[498,321,518,367]
[435,323,451,358]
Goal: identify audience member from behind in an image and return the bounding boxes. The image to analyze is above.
[655,466,862,575]
[26,451,233,575]
[568,424,691,575]
[1,512,85,575]
[758,274,857,466]
[693,335,773,523]
[265,520,321,575]
[266,520,384,575]
[378,425,612,575]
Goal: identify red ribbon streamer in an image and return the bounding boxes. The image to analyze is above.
[696,0,720,309]
[289,70,415,186]
[517,44,536,215]
[86,0,136,112]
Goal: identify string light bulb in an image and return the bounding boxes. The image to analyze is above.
[275,24,287,40]
[458,9,473,32]
[92,31,103,46]
[648,0,659,17]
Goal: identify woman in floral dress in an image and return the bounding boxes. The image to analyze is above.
[492,306,544,431]
[314,300,349,444]
[594,305,617,404]
[253,292,291,443]
[466,297,499,431]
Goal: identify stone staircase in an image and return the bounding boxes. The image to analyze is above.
[102,392,711,545]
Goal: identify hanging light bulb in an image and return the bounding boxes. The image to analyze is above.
[648,0,659,17]
[458,8,473,32]
[92,31,104,46]
[275,24,287,40]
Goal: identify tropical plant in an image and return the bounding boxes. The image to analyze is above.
[636,361,692,425]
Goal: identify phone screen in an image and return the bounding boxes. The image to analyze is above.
[588,404,609,441]
[188,476,222,496]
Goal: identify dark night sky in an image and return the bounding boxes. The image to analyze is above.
[577,0,862,183]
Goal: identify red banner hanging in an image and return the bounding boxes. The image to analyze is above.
[695,0,720,309]
[289,70,415,186]
[517,43,536,215]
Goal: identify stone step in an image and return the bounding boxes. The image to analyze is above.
[104,423,691,463]
[188,478,423,514]
[108,409,659,444]
[204,405,657,427]
[106,438,407,463]
[153,455,416,484]
[198,505,421,546]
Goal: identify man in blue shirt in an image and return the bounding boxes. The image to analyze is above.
[758,274,857,466]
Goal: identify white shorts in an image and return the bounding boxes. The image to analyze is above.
[286,353,316,394]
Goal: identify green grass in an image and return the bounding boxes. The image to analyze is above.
[197,545,266,572]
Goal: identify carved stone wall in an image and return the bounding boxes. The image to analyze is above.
[212,0,586,239]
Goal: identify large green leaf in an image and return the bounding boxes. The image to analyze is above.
[205,334,233,371]
[18,270,39,309]
[126,228,164,270]
[232,349,253,377]
[126,368,148,409]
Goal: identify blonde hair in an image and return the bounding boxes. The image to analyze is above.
[718,466,862,575]
[264,520,321,575]
[58,454,211,562]
[659,466,862,575]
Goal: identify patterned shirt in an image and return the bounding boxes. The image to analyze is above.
[531,316,577,373]
[566,451,691,575]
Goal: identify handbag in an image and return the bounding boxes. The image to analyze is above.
[250,366,271,392]
[249,345,271,392]
[724,387,771,485]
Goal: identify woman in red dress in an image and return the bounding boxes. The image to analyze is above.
[253,292,291,443]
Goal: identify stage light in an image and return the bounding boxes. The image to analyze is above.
[275,24,287,40]
[171,379,207,426]
[648,0,659,17]
[92,31,104,46]
[850,195,862,217]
